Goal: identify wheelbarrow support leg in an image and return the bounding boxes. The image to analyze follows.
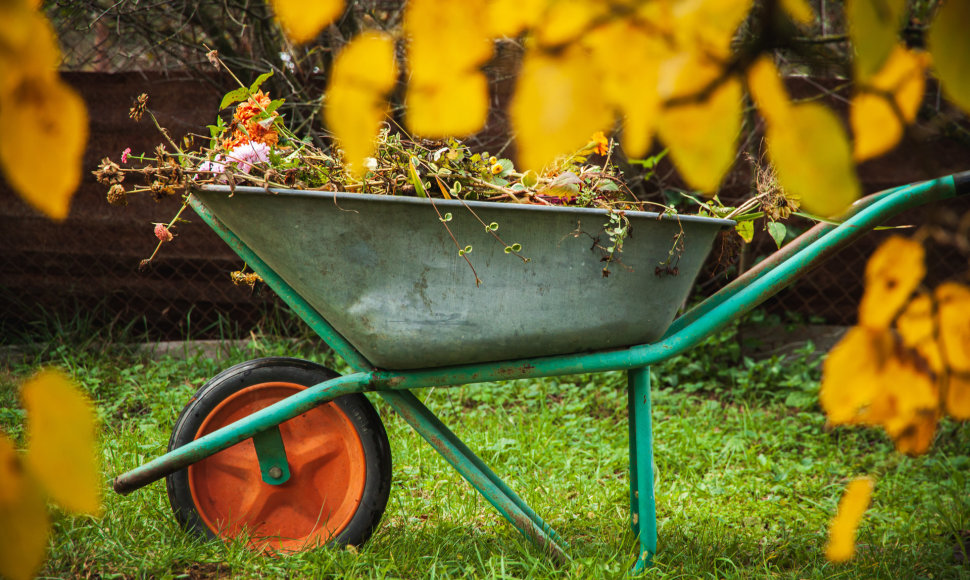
[378,390,569,563]
[628,366,657,574]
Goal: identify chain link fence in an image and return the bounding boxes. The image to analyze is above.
[4,0,968,345]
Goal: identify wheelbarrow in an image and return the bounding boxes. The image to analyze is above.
[113,171,970,573]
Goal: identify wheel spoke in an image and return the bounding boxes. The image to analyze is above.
[205,449,257,483]
[298,445,343,480]
[236,482,281,525]
[287,431,341,462]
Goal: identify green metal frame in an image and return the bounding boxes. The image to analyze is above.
[113,172,970,572]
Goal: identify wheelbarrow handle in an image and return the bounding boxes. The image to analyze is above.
[667,170,970,337]
[956,170,970,196]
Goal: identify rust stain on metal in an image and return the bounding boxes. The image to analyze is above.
[496,363,537,378]
[508,513,568,564]
[112,460,175,495]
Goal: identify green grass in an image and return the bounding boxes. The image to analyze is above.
[2,321,969,579]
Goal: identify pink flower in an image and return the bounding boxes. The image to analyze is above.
[225,141,271,174]
[121,147,131,164]
[197,156,226,175]
[195,141,270,182]
[154,223,174,243]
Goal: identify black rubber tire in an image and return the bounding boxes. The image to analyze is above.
[165,357,391,548]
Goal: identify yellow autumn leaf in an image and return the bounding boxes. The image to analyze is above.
[324,32,397,175]
[851,46,929,162]
[404,0,494,83]
[633,0,674,36]
[927,0,970,114]
[935,282,970,372]
[267,0,342,45]
[747,56,791,125]
[657,54,742,193]
[485,0,546,38]
[510,46,611,171]
[585,19,665,157]
[0,436,49,580]
[22,369,101,515]
[888,408,938,456]
[858,236,925,330]
[862,352,938,451]
[0,2,38,90]
[1,75,88,221]
[749,57,862,215]
[766,101,860,216]
[825,477,874,563]
[820,326,894,425]
[535,0,606,47]
[946,374,970,421]
[330,32,398,93]
[671,0,753,60]
[0,9,59,85]
[404,0,492,137]
[846,0,906,79]
[897,293,944,373]
[407,72,490,137]
[780,0,814,25]
[406,0,492,85]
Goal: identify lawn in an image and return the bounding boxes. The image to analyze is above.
[1,317,968,579]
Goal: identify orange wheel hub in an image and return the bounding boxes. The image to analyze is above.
[188,382,366,552]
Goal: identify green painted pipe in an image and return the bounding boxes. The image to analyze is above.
[112,373,371,494]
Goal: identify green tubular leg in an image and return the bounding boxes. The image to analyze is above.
[378,390,570,563]
[629,367,657,575]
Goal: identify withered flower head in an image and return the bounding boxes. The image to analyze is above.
[156,159,183,183]
[206,49,220,70]
[230,270,263,288]
[129,93,149,121]
[154,223,174,243]
[106,184,128,206]
[150,180,165,201]
[93,157,124,185]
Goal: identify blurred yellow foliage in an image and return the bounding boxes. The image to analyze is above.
[821,236,951,455]
[23,370,102,515]
[857,236,925,329]
[927,0,970,113]
[404,0,493,137]
[0,437,49,580]
[656,58,742,193]
[779,0,814,25]
[0,4,87,221]
[267,0,343,44]
[0,370,100,580]
[847,0,907,79]
[510,47,611,172]
[748,57,861,217]
[851,46,929,162]
[825,477,874,563]
[274,0,970,216]
[584,19,663,158]
[324,32,398,176]
[821,233,970,560]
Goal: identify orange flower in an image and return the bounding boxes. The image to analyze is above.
[233,90,272,124]
[591,131,610,156]
[223,90,280,149]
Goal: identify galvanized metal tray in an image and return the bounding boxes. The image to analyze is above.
[194,186,734,369]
